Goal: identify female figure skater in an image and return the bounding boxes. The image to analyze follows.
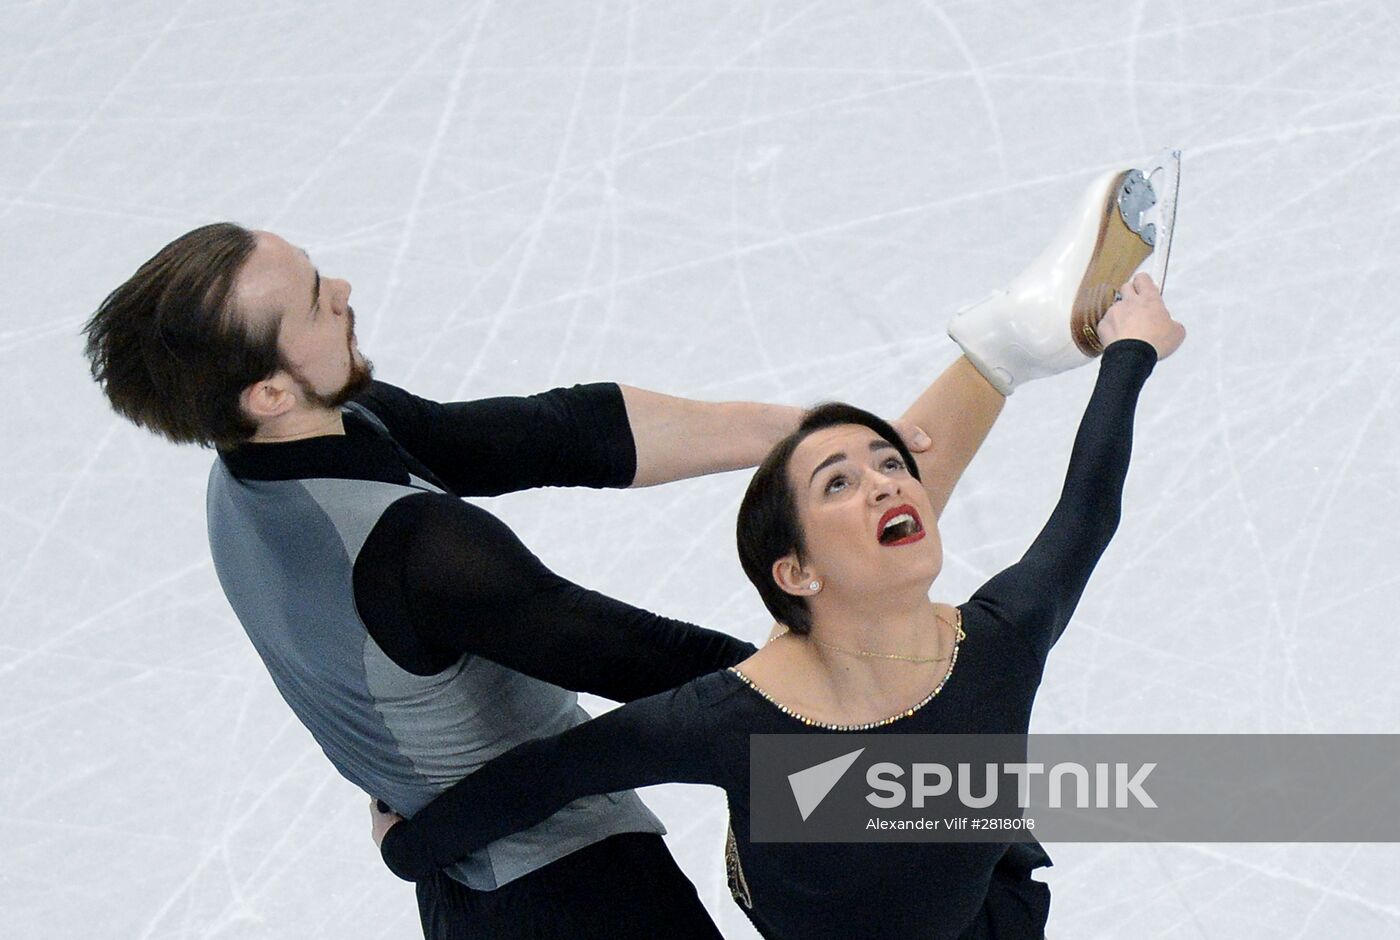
[371,270,1184,939]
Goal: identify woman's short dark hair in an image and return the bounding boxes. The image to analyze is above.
[82,222,278,449]
[736,402,922,635]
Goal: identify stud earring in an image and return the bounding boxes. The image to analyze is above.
[808,581,821,592]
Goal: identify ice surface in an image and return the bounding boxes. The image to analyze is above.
[3,1,1398,937]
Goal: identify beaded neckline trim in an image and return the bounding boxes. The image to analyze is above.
[727,607,964,731]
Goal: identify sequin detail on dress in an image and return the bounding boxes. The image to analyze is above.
[724,822,754,909]
[727,608,964,731]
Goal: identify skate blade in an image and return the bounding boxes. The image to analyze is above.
[1140,148,1181,290]
[1069,149,1181,357]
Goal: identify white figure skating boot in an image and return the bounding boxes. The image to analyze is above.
[948,149,1181,395]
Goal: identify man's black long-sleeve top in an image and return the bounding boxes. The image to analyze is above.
[218,380,757,702]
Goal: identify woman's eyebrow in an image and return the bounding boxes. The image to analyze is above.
[809,451,848,485]
[808,440,896,484]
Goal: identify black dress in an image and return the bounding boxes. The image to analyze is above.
[381,339,1159,939]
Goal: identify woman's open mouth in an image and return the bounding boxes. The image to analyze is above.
[876,504,925,547]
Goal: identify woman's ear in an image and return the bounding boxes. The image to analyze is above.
[771,553,820,598]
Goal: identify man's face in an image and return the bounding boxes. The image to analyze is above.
[234,231,371,411]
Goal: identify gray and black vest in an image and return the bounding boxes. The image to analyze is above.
[205,403,665,889]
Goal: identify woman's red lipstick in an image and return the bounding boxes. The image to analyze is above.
[876,504,925,547]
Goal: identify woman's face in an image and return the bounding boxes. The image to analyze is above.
[783,423,942,599]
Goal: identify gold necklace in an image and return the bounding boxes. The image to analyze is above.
[771,609,966,663]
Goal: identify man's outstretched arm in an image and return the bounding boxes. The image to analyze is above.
[358,380,834,495]
[621,388,948,488]
[619,388,803,487]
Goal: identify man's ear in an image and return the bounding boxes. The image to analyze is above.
[241,372,294,424]
[771,552,819,598]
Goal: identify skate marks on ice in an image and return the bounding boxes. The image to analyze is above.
[4,1,1400,938]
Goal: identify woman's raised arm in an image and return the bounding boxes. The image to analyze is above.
[967,274,1182,662]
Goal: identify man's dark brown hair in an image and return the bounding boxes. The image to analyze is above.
[82,222,279,449]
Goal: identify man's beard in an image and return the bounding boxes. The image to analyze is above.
[303,353,374,409]
[283,318,375,410]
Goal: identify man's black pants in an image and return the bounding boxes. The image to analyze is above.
[416,832,725,939]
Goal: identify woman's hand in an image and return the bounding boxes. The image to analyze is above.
[370,797,404,848]
[1096,272,1186,361]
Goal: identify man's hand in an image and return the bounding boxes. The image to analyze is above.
[1097,273,1186,361]
[888,419,932,455]
[370,797,404,848]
